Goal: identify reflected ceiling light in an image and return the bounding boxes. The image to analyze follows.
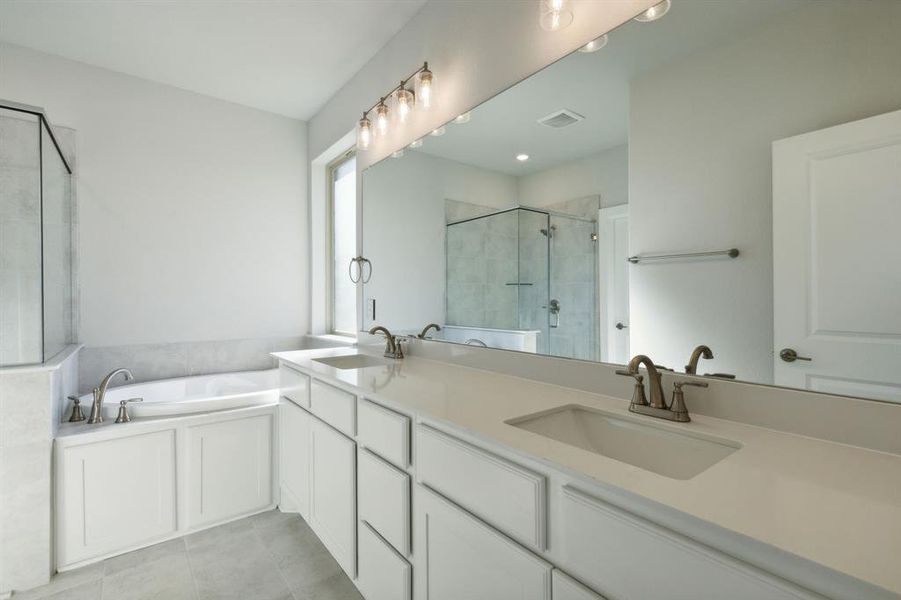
[392,149,405,158]
[409,139,423,149]
[431,126,446,136]
[356,113,372,150]
[516,153,530,162]
[355,62,433,150]
[579,33,608,53]
[539,0,573,31]
[375,98,390,136]
[634,0,671,22]
[454,112,471,124]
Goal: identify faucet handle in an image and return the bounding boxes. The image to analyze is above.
[616,370,649,407]
[67,396,86,422]
[669,380,707,423]
[115,398,143,424]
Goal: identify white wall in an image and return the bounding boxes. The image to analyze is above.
[517,145,628,209]
[1,43,308,348]
[362,150,516,332]
[628,2,901,382]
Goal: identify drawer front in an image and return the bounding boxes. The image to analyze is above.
[357,522,412,600]
[358,448,411,555]
[559,486,821,600]
[553,571,607,600]
[416,424,547,551]
[280,365,309,409]
[310,379,356,436]
[357,398,410,468]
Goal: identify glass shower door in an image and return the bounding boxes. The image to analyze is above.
[516,209,549,354]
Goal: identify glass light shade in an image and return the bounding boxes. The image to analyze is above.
[356,115,372,150]
[634,0,671,22]
[409,139,423,149]
[539,0,573,31]
[453,112,471,124]
[395,86,415,122]
[375,101,390,136]
[579,34,608,53]
[417,65,434,109]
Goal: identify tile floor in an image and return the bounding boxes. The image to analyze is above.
[13,510,362,600]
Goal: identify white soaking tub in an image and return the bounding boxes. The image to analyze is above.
[75,369,279,420]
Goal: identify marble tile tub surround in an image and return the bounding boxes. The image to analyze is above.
[78,334,350,394]
[11,510,361,600]
[0,345,79,596]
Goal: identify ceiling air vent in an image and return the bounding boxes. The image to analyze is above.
[537,109,585,129]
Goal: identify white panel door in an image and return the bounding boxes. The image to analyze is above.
[280,400,311,518]
[773,109,901,401]
[310,417,357,577]
[58,430,177,566]
[414,486,552,600]
[187,414,273,527]
[598,205,630,364]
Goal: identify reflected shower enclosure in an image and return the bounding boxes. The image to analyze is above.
[445,207,598,360]
[0,102,75,366]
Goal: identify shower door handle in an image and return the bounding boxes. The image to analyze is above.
[549,299,560,328]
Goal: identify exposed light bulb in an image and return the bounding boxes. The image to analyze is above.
[516,153,530,162]
[634,0,671,22]
[375,99,390,136]
[417,63,434,109]
[409,139,423,149]
[392,149,405,158]
[356,113,372,150]
[394,81,415,123]
[539,0,572,31]
[453,112,471,124]
[430,126,446,137]
[579,33,608,53]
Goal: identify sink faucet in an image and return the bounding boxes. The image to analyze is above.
[417,323,442,339]
[88,368,134,424]
[616,355,706,422]
[626,354,666,408]
[685,345,713,375]
[369,325,404,359]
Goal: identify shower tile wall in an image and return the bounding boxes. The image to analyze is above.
[0,113,42,365]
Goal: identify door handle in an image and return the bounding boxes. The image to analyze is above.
[616,322,628,330]
[779,348,812,363]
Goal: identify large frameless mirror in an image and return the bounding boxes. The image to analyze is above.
[360,0,901,404]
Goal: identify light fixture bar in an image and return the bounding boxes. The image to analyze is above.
[357,62,433,150]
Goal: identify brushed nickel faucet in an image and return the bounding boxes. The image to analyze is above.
[417,323,441,339]
[617,355,707,422]
[685,345,713,374]
[369,325,405,359]
[87,368,134,424]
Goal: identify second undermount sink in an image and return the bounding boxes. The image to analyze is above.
[313,354,392,370]
[507,405,740,480]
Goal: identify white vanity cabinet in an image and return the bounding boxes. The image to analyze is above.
[56,430,178,566]
[357,521,412,600]
[279,398,311,518]
[552,571,607,600]
[414,485,552,600]
[186,414,274,528]
[309,416,357,577]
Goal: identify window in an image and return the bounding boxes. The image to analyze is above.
[328,152,357,335]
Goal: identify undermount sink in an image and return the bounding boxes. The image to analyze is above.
[312,354,392,370]
[507,405,740,479]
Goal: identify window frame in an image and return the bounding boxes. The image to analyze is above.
[326,149,357,337]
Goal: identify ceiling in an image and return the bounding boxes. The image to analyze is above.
[414,0,811,176]
[0,0,426,120]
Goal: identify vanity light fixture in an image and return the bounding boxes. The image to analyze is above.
[454,112,471,124]
[409,138,423,149]
[539,0,573,31]
[579,33,608,53]
[431,126,447,137]
[516,153,530,161]
[634,0,671,22]
[355,62,433,150]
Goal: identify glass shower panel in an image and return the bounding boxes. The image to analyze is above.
[0,109,42,366]
[548,214,599,361]
[41,121,74,359]
[516,210,550,355]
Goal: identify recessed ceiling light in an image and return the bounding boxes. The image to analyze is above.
[579,34,608,53]
[454,112,471,124]
[516,154,530,162]
[634,0,671,22]
[431,126,447,136]
[392,149,405,158]
[409,139,423,149]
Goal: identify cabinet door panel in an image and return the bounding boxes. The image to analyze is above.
[187,414,273,527]
[553,571,606,600]
[58,430,177,566]
[280,400,311,518]
[310,418,357,577]
[358,447,410,555]
[415,486,551,600]
[358,521,412,600]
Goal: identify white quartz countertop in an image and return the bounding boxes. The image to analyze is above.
[273,346,901,596]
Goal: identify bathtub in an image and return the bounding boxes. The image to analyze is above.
[76,369,279,420]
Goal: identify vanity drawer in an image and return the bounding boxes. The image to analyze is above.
[358,448,411,555]
[309,379,356,436]
[416,424,547,551]
[357,398,410,468]
[559,486,818,600]
[357,521,412,600]
[553,571,607,600]
[279,364,309,409]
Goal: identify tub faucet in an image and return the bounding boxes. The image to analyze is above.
[88,368,134,424]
